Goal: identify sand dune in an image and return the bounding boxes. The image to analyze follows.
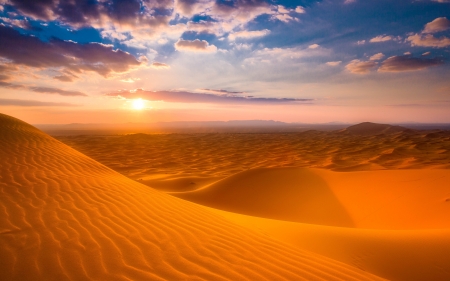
[174,167,450,229]
[54,126,450,281]
[0,113,384,280]
[213,209,450,281]
[340,122,408,136]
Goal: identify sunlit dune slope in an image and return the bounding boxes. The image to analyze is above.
[0,113,384,281]
[212,209,450,281]
[174,167,450,229]
[172,168,354,227]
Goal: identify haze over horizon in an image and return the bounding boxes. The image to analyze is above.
[1,0,450,124]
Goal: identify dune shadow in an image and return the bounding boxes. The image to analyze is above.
[173,167,354,227]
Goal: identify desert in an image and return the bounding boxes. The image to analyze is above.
[1,112,450,280]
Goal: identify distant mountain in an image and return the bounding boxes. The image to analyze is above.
[341,122,409,136]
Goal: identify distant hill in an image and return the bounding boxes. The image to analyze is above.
[341,122,408,136]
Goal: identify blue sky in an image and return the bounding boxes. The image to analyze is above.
[0,0,449,123]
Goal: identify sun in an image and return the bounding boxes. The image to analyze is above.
[132,98,145,110]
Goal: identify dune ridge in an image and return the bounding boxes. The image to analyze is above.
[173,167,450,229]
[0,113,384,280]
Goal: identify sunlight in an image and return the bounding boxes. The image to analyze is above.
[132,98,145,110]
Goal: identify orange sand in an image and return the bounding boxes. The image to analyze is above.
[3,113,450,281]
[0,113,384,280]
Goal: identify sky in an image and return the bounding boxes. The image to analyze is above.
[0,0,449,124]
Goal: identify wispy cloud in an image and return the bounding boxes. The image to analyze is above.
[369,35,392,42]
[228,29,270,41]
[30,87,87,96]
[326,61,342,66]
[107,89,311,104]
[151,62,170,69]
[0,98,78,107]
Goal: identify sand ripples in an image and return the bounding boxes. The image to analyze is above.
[0,113,384,280]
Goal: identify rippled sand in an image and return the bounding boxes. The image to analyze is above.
[0,113,385,280]
[2,112,450,281]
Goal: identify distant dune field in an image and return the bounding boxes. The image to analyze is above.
[2,113,450,281]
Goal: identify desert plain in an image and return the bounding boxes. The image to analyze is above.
[1,113,450,281]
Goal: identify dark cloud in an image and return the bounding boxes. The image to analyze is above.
[378,55,444,72]
[0,98,78,107]
[30,87,87,96]
[107,89,311,104]
[0,25,142,77]
[4,0,171,28]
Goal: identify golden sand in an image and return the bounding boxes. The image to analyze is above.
[0,113,385,280]
[2,113,450,280]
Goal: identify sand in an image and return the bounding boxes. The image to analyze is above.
[2,113,450,281]
[0,112,385,280]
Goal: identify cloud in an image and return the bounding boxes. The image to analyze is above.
[369,35,392,42]
[423,17,450,33]
[277,5,290,14]
[4,0,172,29]
[0,17,41,30]
[295,6,305,13]
[0,98,78,107]
[357,40,365,45]
[228,29,270,40]
[378,55,444,72]
[344,0,357,4]
[107,89,311,104]
[370,53,385,61]
[198,88,245,95]
[174,39,217,53]
[326,61,342,66]
[422,51,431,56]
[407,33,450,48]
[151,62,170,69]
[308,44,320,49]
[0,25,143,78]
[30,87,87,96]
[53,75,75,82]
[346,59,377,74]
[212,0,272,23]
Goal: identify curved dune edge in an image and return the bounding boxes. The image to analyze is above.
[172,167,450,229]
[0,112,385,280]
[211,208,450,281]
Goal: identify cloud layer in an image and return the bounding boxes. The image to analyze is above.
[0,25,143,78]
[107,89,311,104]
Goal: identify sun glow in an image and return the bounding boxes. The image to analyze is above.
[132,98,145,110]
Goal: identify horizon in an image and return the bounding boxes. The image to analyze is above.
[1,0,450,124]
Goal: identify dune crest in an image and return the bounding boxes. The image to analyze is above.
[0,113,384,280]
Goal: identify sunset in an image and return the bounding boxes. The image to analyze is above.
[1,1,450,281]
